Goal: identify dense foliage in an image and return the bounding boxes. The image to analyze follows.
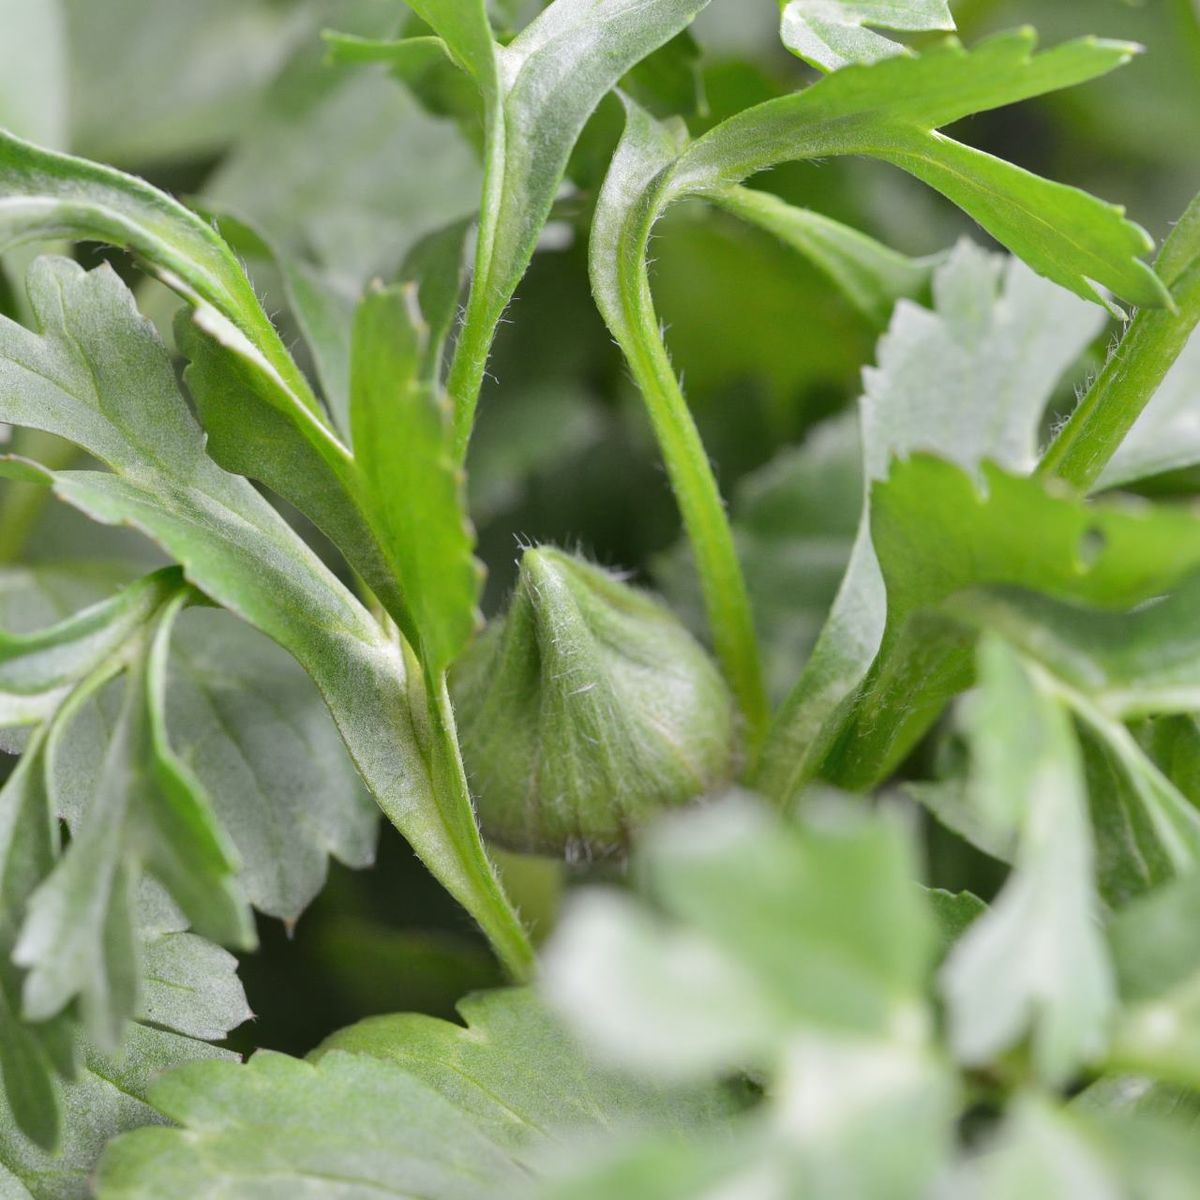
[1,0,1200,1195]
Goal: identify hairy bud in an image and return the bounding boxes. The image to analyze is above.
[451,547,737,858]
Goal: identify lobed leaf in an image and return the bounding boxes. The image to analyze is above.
[544,797,937,1077]
[941,637,1115,1085]
[709,185,936,329]
[758,244,1103,801]
[779,0,955,73]
[823,457,1200,790]
[94,988,736,1199]
[15,592,254,1051]
[163,609,378,924]
[666,30,1166,312]
[1,1023,240,1200]
[0,130,319,418]
[0,255,528,979]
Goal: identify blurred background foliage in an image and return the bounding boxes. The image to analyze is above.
[0,0,1197,1055]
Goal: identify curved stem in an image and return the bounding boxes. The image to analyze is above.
[620,258,770,748]
[1038,197,1200,493]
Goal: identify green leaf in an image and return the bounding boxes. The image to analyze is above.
[1079,728,1180,907]
[0,124,475,655]
[2,743,249,1159]
[954,1095,1121,1200]
[779,0,955,73]
[933,580,1200,891]
[0,570,181,729]
[0,256,530,978]
[350,283,480,674]
[136,888,252,1044]
[64,0,313,168]
[173,303,407,632]
[421,0,713,451]
[710,185,936,328]
[0,131,319,421]
[0,574,376,927]
[927,888,987,950]
[1,1023,239,1200]
[942,637,1116,1086]
[1110,869,1200,1004]
[1099,867,1200,1092]
[322,32,455,81]
[0,738,62,1152]
[823,458,1200,791]
[0,565,140,635]
[540,799,957,1200]
[1040,192,1200,494]
[534,1038,957,1200]
[544,797,937,1077]
[758,244,1104,800]
[93,989,736,1199]
[201,56,479,286]
[666,30,1167,312]
[943,575,1200,722]
[163,609,378,924]
[15,591,254,1051]
[0,569,251,1146]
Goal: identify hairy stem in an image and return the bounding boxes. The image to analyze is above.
[448,112,507,465]
[1038,195,1200,492]
[620,261,770,747]
[425,669,535,981]
[447,255,499,465]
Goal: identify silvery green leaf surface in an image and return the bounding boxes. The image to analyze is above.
[202,63,479,289]
[758,244,1104,800]
[377,0,713,450]
[15,592,254,1052]
[164,609,378,923]
[933,581,1200,894]
[603,32,1167,325]
[93,988,737,1200]
[544,797,936,1078]
[0,253,527,981]
[538,798,956,1199]
[942,638,1115,1086]
[779,0,955,73]
[0,1023,239,1200]
[0,132,321,426]
[63,0,315,167]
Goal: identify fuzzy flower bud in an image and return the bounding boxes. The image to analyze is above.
[451,547,737,858]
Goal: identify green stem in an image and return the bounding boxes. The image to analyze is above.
[620,261,770,747]
[447,268,499,464]
[1038,196,1200,493]
[425,669,536,981]
[448,109,507,465]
